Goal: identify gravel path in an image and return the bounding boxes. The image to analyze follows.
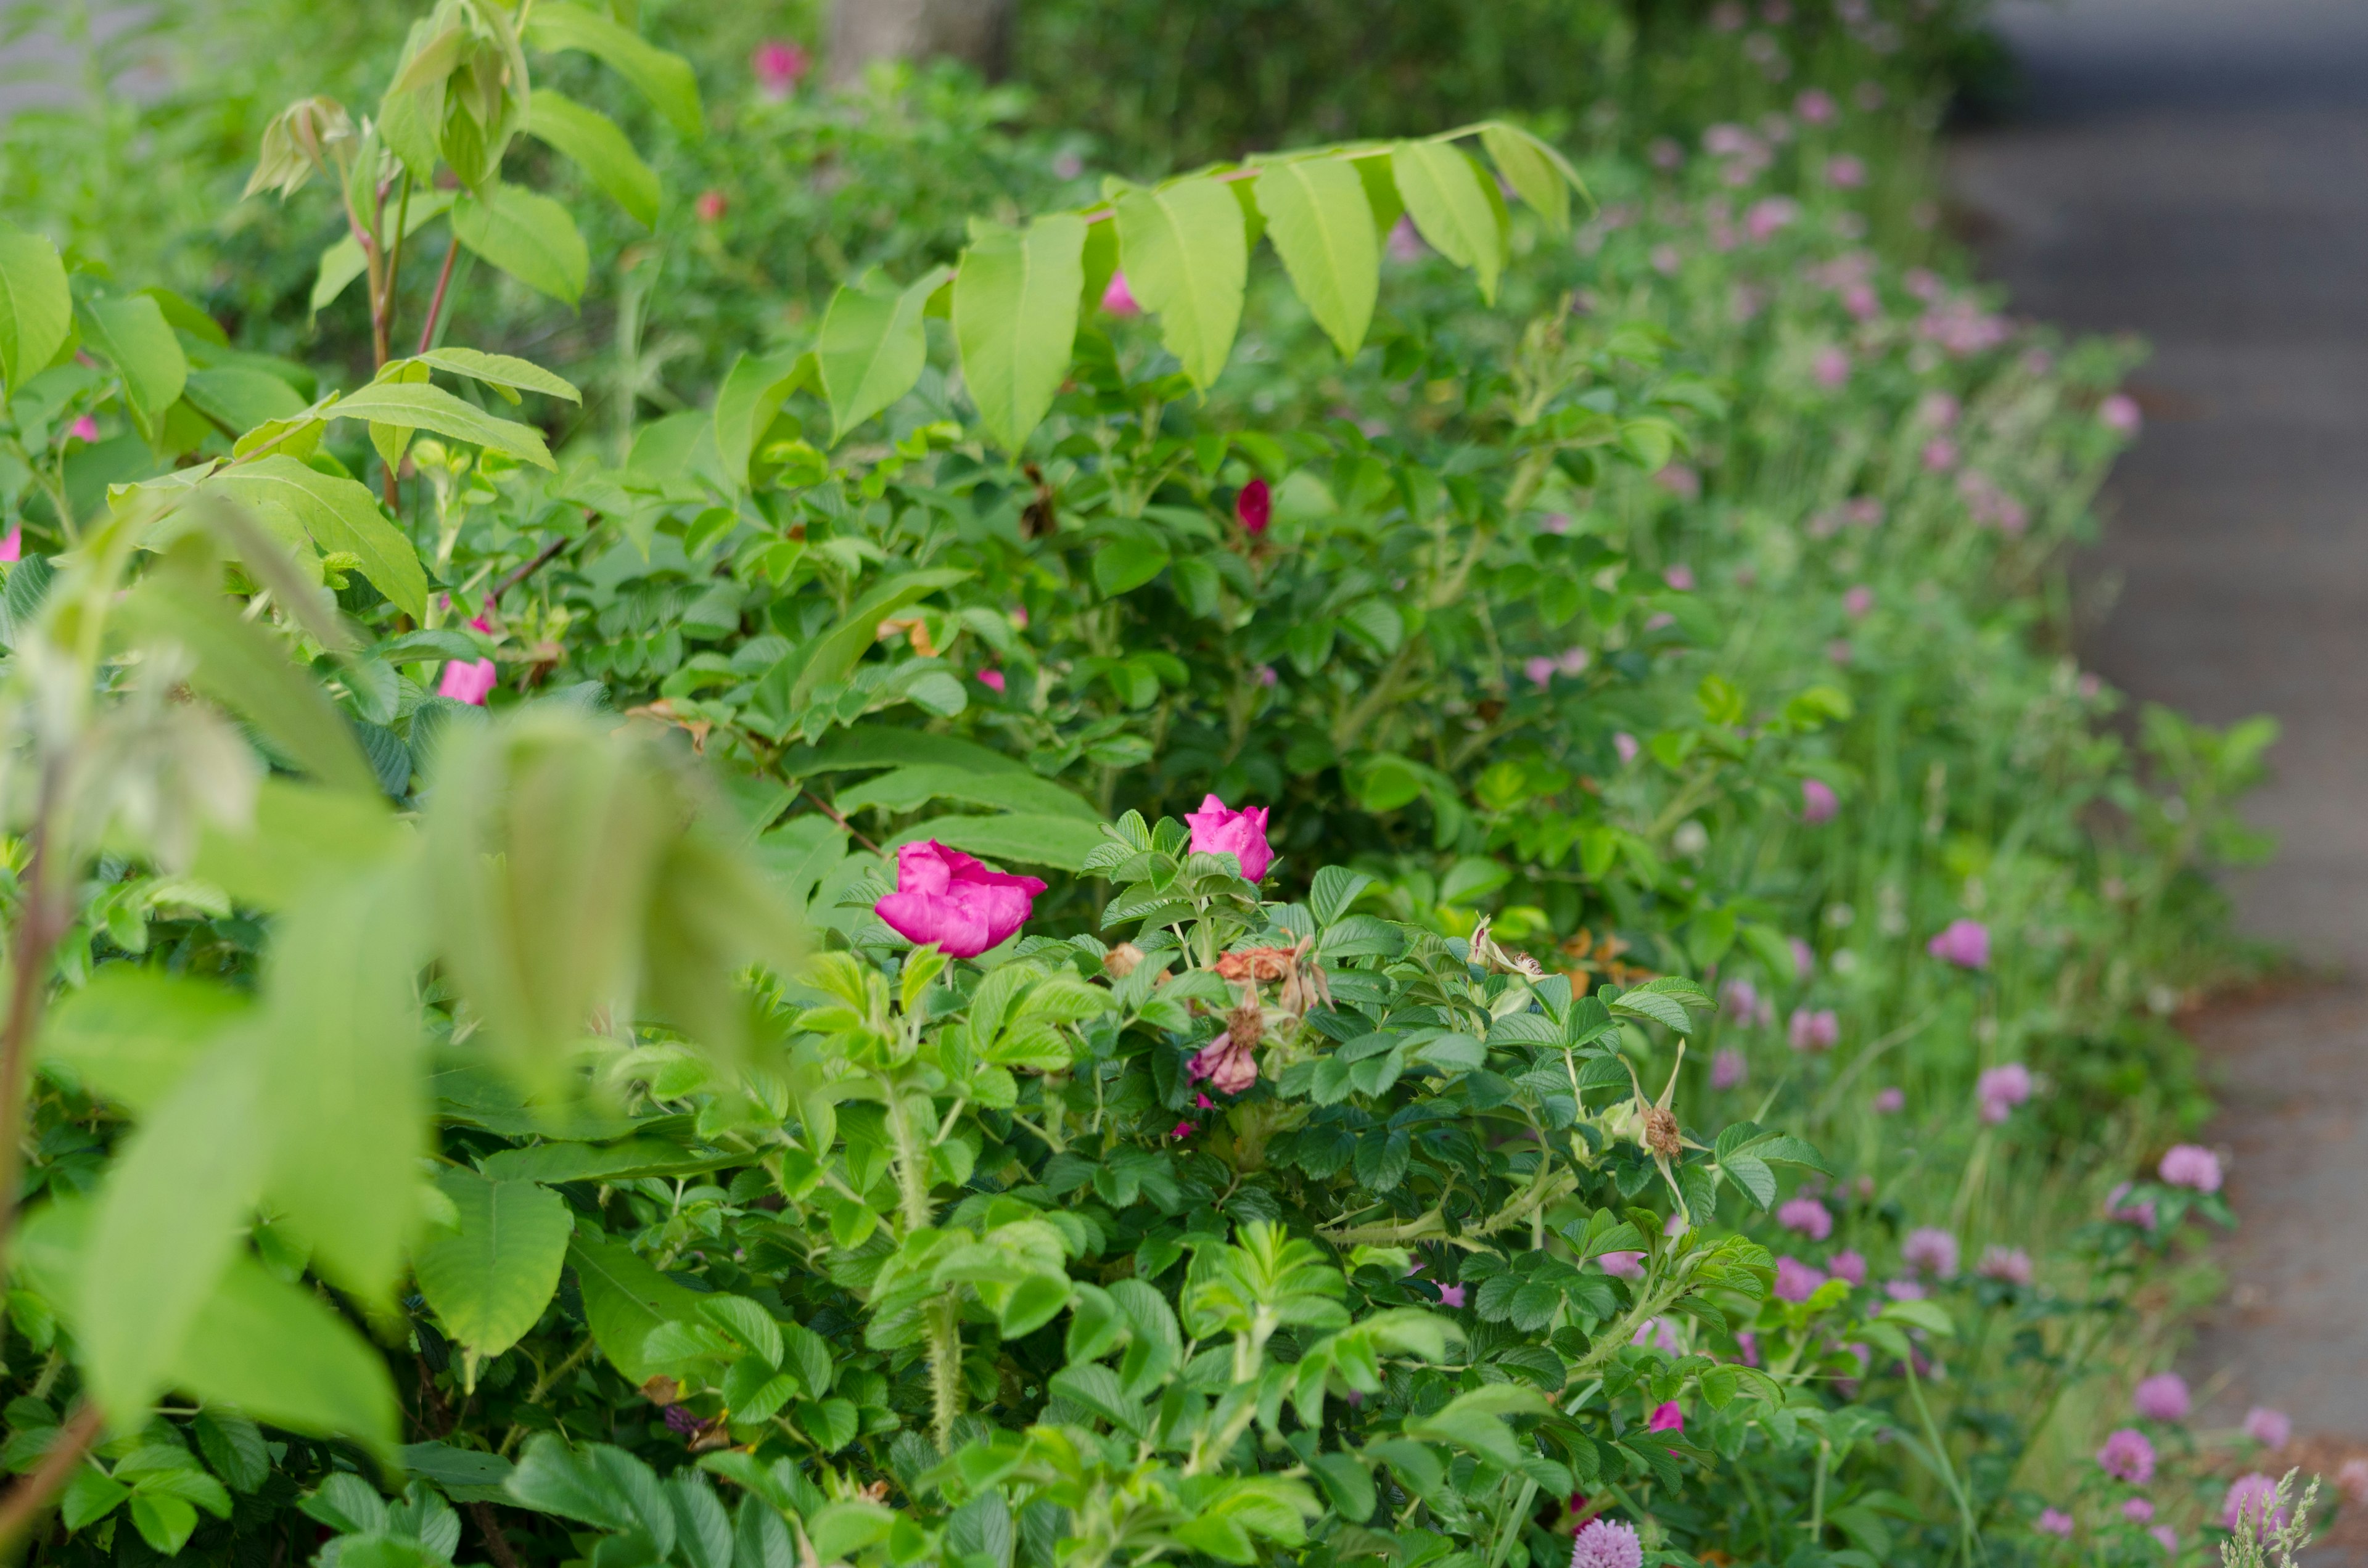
[1952,0,2368,1466]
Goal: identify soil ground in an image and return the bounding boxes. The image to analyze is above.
[1952,0,2368,1539]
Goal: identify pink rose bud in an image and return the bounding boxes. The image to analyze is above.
[1101,269,1141,316]
[1801,778,1838,824]
[437,658,497,705]
[0,527,20,564]
[1235,477,1270,535]
[751,39,809,99]
[1184,793,1274,882]
[873,840,1047,958]
[977,668,1007,693]
[68,415,99,443]
[695,189,728,223]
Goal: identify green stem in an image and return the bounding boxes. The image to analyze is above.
[925,1294,962,1453]
[1903,1358,1983,1566]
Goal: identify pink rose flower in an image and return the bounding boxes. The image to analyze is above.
[1646,1401,1684,1433]
[68,415,99,443]
[1436,1283,1466,1308]
[977,668,1007,694]
[1235,477,1271,535]
[873,840,1047,958]
[0,526,21,564]
[1101,269,1141,316]
[751,39,810,98]
[437,657,498,705]
[1185,794,1273,883]
[1596,1250,1645,1279]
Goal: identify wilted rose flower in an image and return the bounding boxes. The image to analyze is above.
[1774,1255,1828,1301]
[874,840,1047,958]
[1977,1246,2033,1286]
[750,39,810,98]
[2095,1427,2156,1485]
[1711,1046,1747,1090]
[1101,270,1141,316]
[2134,1373,2190,1421]
[2036,1509,2074,1538]
[2158,1143,2222,1192]
[1185,794,1273,882]
[1190,1023,1258,1094]
[1928,918,1990,969]
[1778,1196,1833,1240]
[2224,1472,2285,1533]
[2243,1407,2292,1449]
[1235,477,1272,535]
[1828,1249,1867,1286]
[1903,1226,1959,1278]
[1802,778,1839,823]
[1571,1519,1643,1568]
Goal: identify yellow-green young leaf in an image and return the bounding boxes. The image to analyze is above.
[257,869,426,1302]
[329,380,556,469]
[77,1038,269,1423]
[115,569,379,795]
[1390,141,1508,303]
[39,968,250,1116]
[817,269,950,444]
[1115,177,1248,388]
[0,221,70,396]
[953,213,1086,452]
[571,1234,705,1385]
[525,2,704,138]
[1254,157,1380,360]
[314,191,456,312]
[369,361,428,475]
[527,91,660,228]
[415,1170,574,1376]
[410,346,582,404]
[170,1257,399,1453]
[451,184,590,308]
[712,349,813,490]
[81,296,189,441]
[1478,122,1577,234]
[206,456,430,618]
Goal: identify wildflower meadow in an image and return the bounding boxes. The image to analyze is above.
[0,2,2318,1567]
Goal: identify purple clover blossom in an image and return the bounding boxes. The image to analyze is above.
[2101,393,2143,434]
[1801,778,1840,823]
[1711,1047,1748,1090]
[1774,1256,1828,1302]
[1977,1062,2033,1123]
[1570,1519,1643,1568]
[1928,918,1990,969]
[1884,1278,1926,1301]
[2123,1498,2155,1523]
[2132,1373,2190,1422]
[2243,1406,2292,1449]
[1789,1008,1840,1052]
[2105,1181,2159,1229]
[1828,1250,1868,1286]
[1778,1197,1834,1241]
[2036,1509,2074,1538]
[2158,1143,2223,1192]
[2095,1427,2157,1485]
[2224,1472,2286,1534]
[1902,1227,1959,1278]
[1873,1086,1906,1114]
[2150,1525,2178,1553]
[1976,1246,2033,1286]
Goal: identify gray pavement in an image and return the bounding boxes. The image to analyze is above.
[1952,0,2368,1456]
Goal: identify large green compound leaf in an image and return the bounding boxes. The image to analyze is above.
[1390,140,1510,304]
[1115,177,1248,388]
[414,1170,574,1377]
[524,2,704,139]
[330,379,556,469]
[0,221,68,395]
[207,456,430,619]
[528,91,660,229]
[953,213,1086,451]
[818,268,950,444]
[451,184,590,309]
[1253,157,1380,360]
[1479,121,1581,234]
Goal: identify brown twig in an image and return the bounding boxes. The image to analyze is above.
[0,760,71,1287]
[802,789,883,855]
[491,532,572,601]
[0,1403,104,1555]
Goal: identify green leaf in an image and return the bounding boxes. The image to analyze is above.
[818,269,950,444]
[82,296,189,441]
[528,91,660,228]
[1390,141,1507,303]
[191,1410,269,1492]
[410,347,582,404]
[130,1492,199,1555]
[194,778,408,910]
[77,1040,269,1422]
[479,1139,739,1184]
[184,369,310,436]
[1478,121,1578,234]
[207,455,429,618]
[713,350,813,491]
[786,567,971,708]
[1092,532,1170,597]
[1254,157,1379,359]
[451,184,589,309]
[314,191,456,312]
[0,221,70,396]
[833,764,1099,823]
[1310,866,1375,926]
[953,214,1086,452]
[696,1296,784,1368]
[170,1257,400,1451]
[415,1171,574,1370]
[571,1234,705,1385]
[524,4,703,138]
[39,969,249,1115]
[1114,178,1247,388]
[887,813,1112,874]
[329,380,556,469]
[60,1467,130,1531]
[255,870,425,1300]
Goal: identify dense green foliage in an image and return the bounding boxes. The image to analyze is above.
[0,4,2292,1568]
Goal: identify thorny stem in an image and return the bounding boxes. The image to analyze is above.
[0,1402,104,1557]
[0,759,73,1294]
[885,1083,962,1451]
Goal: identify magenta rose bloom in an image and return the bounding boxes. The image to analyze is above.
[1185,794,1274,882]
[1235,477,1272,535]
[873,840,1047,958]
